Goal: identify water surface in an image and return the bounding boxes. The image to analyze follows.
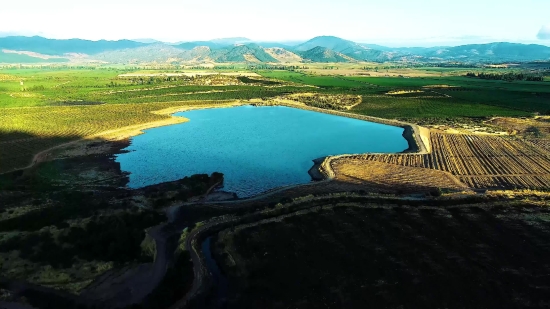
[116,106,408,197]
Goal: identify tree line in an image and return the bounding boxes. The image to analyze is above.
[465,72,544,82]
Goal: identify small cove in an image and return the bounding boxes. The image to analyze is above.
[115,105,409,198]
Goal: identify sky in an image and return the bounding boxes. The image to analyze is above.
[1,0,550,46]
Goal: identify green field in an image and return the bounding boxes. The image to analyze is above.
[258,70,368,88]
[352,96,530,119]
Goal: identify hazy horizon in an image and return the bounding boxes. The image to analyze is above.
[1,0,550,48]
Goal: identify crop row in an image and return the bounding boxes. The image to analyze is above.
[528,139,550,152]
[354,133,550,190]
[459,175,550,189]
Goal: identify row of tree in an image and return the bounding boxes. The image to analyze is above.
[247,65,310,70]
[465,72,544,81]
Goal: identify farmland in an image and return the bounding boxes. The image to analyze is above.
[341,132,550,190]
[2,64,550,308]
[1,66,550,182]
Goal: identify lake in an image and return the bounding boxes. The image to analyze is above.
[115,105,409,197]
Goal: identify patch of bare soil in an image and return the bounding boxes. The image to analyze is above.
[332,158,468,193]
[487,116,550,138]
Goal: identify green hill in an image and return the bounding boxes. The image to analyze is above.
[213,44,278,62]
[299,46,351,63]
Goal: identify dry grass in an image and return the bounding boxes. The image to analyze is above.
[487,117,550,138]
[243,54,260,63]
[0,74,17,81]
[386,90,424,95]
[284,93,362,110]
[332,159,468,192]
[264,48,303,63]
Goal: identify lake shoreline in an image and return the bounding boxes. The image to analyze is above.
[119,104,416,197]
[263,99,430,154]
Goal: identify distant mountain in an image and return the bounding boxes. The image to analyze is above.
[252,42,295,49]
[0,36,146,56]
[299,46,352,63]
[425,42,550,61]
[1,35,550,64]
[179,46,213,62]
[132,38,163,44]
[176,41,222,50]
[212,44,277,62]
[0,50,69,63]
[295,36,394,61]
[94,44,185,63]
[210,37,251,45]
[295,36,362,53]
[175,38,253,50]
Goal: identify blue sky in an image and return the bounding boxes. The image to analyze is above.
[1,0,549,46]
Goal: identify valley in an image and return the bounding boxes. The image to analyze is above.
[1,35,550,308]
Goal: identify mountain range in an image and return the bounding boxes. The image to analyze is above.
[1,35,550,64]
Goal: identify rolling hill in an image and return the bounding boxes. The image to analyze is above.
[264,48,302,62]
[299,46,352,63]
[294,36,393,61]
[212,44,278,62]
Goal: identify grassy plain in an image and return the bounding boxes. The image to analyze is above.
[259,70,549,120]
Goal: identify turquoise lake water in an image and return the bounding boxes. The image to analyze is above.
[115,106,409,197]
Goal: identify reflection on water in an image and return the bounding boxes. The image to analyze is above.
[115,106,408,197]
